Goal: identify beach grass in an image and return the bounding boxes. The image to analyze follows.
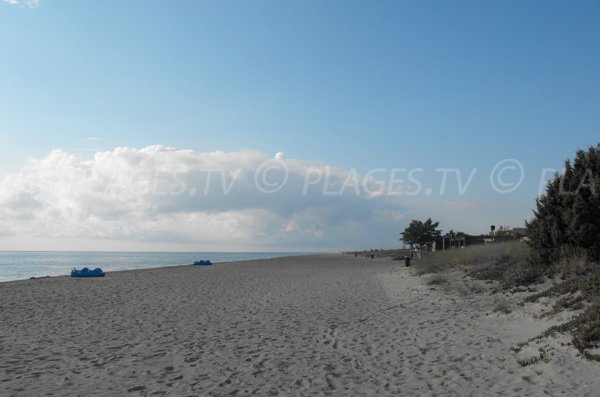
[416,241,540,288]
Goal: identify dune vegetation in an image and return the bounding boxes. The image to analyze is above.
[414,144,600,360]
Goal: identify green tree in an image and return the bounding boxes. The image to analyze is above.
[527,144,600,264]
[401,218,441,250]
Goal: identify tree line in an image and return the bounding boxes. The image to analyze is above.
[401,143,600,267]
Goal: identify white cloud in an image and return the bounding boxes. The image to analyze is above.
[3,0,41,8]
[0,146,532,250]
[0,146,403,251]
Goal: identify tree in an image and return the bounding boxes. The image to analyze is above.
[401,218,441,251]
[527,144,600,264]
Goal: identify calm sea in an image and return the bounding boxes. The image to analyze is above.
[0,251,317,282]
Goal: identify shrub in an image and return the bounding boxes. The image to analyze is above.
[527,144,600,266]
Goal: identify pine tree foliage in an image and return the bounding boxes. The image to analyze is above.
[527,144,600,264]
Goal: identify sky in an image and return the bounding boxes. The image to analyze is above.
[0,0,599,251]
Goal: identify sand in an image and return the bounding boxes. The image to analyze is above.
[1,254,599,396]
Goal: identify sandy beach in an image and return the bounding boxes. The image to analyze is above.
[1,254,599,396]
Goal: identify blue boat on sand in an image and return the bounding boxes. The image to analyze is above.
[71,267,105,277]
[193,260,212,266]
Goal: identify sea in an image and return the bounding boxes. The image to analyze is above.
[0,251,317,282]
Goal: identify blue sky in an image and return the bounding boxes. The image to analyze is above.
[1,0,599,251]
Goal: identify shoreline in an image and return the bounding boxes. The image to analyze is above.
[0,251,327,284]
[2,254,599,395]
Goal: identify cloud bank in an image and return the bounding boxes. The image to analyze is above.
[0,146,405,251]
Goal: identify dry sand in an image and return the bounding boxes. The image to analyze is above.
[1,254,599,396]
